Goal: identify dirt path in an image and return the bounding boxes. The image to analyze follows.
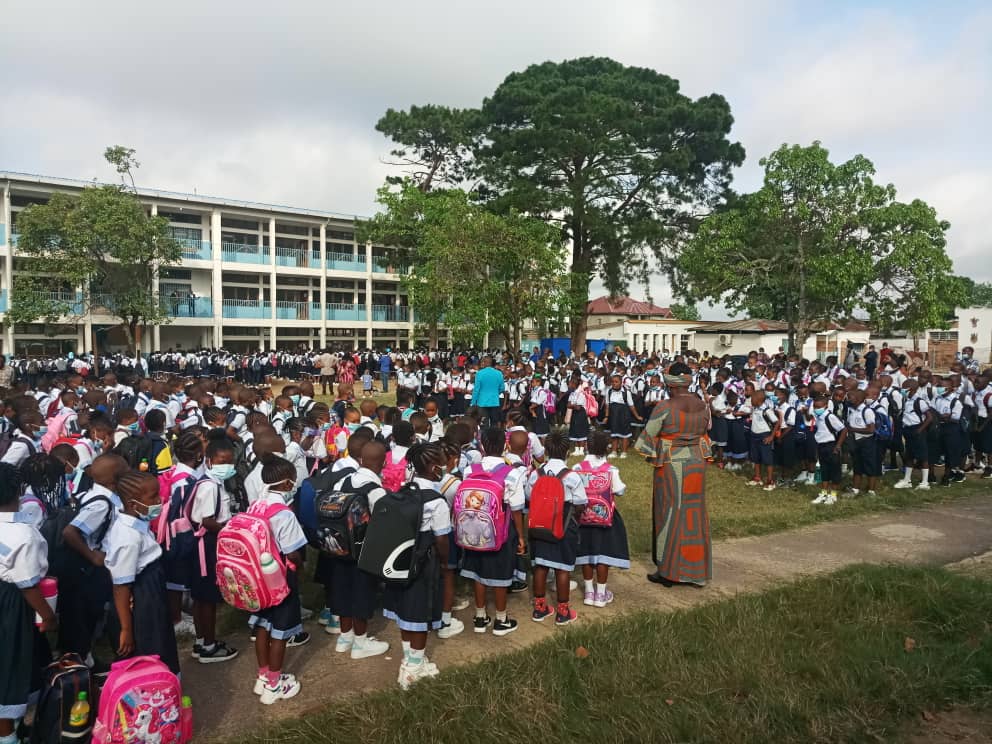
[188,493,992,741]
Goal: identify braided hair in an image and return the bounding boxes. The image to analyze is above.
[19,453,68,509]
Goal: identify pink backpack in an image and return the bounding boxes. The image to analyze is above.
[381,450,409,491]
[153,468,191,544]
[41,408,75,453]
[576,461,615,527]
[544,390,557,416]
[215,500,291,612]
[92,655,192,744]
[452,464,511,552]
[583,389,599,418]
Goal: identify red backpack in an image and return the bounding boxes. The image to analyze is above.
[528,467,569,542]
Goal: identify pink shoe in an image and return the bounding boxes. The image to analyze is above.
[583,591,595,606]
[593,590,614,608]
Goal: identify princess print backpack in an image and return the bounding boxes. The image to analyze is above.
[452,464,511,552]
[215,500,291,612]
[576,461,614,528]
[92,655,192,744]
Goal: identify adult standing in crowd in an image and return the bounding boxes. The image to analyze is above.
[636,364,712,589]
[318,349,336,396]
[0,356,13,389]
[379,350,392,393]
[470,355,505,428]
[864,344,878,380]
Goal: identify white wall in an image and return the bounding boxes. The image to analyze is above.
[692,332,787,358]
[957,307,992,363]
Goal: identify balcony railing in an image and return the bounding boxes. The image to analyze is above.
[222,299,271,319]
[0,289,7,313]
[42,291,85,315]
[275,247,308,268]
[275,300,316,320]
[310,250,323,270]
[166,296,213,318]
[327,252,367,272]
[327,303,367,322]
[179,240,212,261]
[372,257,407,274]
[0,224,5,246]
[372,304,409,322]
[221,243,267,265]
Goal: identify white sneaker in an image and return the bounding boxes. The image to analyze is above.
[822,494,837,505]
[253,672,267,696]
[335,634,354,653]
[893,480,913,489]
[866,490,878,497]
[451,597,471,612]
[811,494,827,505]
[607,452,618,459]
[583,590,595,606]
[300,606,314,621]
[437,618,464,639]
[916,482,930,491]
[173,617,195,638]
[805,473,817,485]
[259,674,301,705]
[398,660,440,690]
[351,636,389,659]
[619,452,628,459]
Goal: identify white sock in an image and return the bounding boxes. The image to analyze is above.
[596,582,608,595]
[354,633,367,646]
[341,630,354,642]
[84,653,95,668]
[903,467,912,481]
[441,611,452,625]
[401,640,411,659]
[496,611,507,623]
[921,468,929,482]
[475,606,486,619]
[584,579,594,594]
[408,648,425,664]
[0,732,20,744]
[195,637,204,646]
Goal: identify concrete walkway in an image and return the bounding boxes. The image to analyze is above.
[191,493,992,741]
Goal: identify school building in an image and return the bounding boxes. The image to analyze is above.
[0,172,443,356]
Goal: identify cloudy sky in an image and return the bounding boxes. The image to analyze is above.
[2,0,988,318]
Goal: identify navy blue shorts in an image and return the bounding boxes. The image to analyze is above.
[749,432,774,466]
[902,425,929,464]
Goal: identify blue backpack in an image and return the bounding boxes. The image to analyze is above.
[872,405,893,442]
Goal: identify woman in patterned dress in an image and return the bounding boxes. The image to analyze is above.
[635,363,712,588]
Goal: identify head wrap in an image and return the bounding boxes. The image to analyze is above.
[664,373,691,388]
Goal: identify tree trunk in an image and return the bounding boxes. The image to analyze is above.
[568,229,592,353]
[428,320,438,350]
[796,238,808,357]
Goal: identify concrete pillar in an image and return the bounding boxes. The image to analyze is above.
[319,223,327,349]
[365,241,374,348]
[210,210,223,348]
[153,323,161,351]
[3,184,12,354]
[268,218,276,350]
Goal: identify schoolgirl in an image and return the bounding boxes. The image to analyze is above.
[774,385,799,479]
[434,439,469,637]
[162,432,201,640]
[327,442,390,660]
[528,376,551,438]
[528,430,587,626]
[458,428,524,637]
[104,471,180,674]
[383,443,450,690]
[811,397,847,505]
[602,375,642,459]
[249,457,309,705]
[566,378,590,457]
[725,389,751,471]
[708,383,728,468]
[0,462,56,744]
[189,432,240,663]
[505,408,546,468]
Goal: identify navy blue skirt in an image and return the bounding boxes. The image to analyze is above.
[249,568,303,640]
[607,403,632,438]
[576,509,630,569]
[190,531,222,604]
[460,520,519,588]
[0,580,33,720]
[382,534,442,632]
[709,417,728,447]
[532,518,580,572]
[569,409,590,441]
[328,558,378,620]
[129,559,180,675]
[727,419,749,459]
[533,406,551,436]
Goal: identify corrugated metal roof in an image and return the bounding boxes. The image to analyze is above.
[586,295,672,317]
[687,319,788,333]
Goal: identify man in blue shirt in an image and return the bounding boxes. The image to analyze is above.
[470,356,505,427]
[379,350,392,393]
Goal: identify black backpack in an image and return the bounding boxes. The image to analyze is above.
[40,493,114,579]
[223,437,254,514]
[113,434,155,471]
[358,482,441,587]
[0,432,35,461]
[30,653,94,743]
[315,476,374,561]
[299,465,356,548]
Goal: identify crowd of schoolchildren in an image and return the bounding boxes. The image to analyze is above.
[2,342,990,739]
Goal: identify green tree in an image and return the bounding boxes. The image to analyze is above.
[476,57,744,348]
[676,142,961,350]
[669,302,700,321]
[360,182,569,350]
[10,147,181,354]
[958,278,992,308]
[375,105,480,192]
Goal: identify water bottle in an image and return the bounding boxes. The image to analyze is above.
[259,551,284,593]
[67,692,90,735]
[180,695,194,740]
[35,576,58,627]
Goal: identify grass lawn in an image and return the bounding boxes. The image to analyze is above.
[315,389,992,551]
[226,564,992,744]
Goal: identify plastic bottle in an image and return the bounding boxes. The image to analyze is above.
[68,691,90,732]
[180,695,194,740]
[259,552,284,593]
[139,458,150,472]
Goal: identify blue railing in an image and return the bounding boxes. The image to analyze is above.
[10,231,19,247]
[275,248,308,268]
[327,303,367,321]
[43,291,84,315]
[0,289,7,313]
[275,301,315,320]
[0,224,5,246]
[372,305,409,322]
[180,240,212,261]
[222,299,271,319]
[310,251,323,270]
[168,296,213,318]
[328,252,367,272]
[372,257,406,274]
[222,243,267,265]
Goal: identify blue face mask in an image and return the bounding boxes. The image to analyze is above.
[900,389,910,397]
[208,463,236,481]
[767,394,779,405]
[290,394,301,406]
[135,501,162,522]
[127,422,140,432]
[346,423,360,433]
[814,408,827,418]
[935,386,946,396]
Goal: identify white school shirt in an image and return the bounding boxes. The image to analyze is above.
[102,513,162,585]
[113,425,133,447]
[180,402,204,431]
[933,394,963,422]
[0,431,36,468]
[71,484,123,550]
[409,476,453,535]
[777,402,797,429]
[18,490,46,530]
[901,393,930,427]
[574,455,626,495]
[252,492,308,556]
[190,474,233,525]
[749,403,776,435]
[507,425,546,461]
[526,459,587,507]
[846,403,876,441]
[976,388,992,420]
[427,416,445,441]
[147,399,175,429]
[285,441,309,487]
[477,455,527,511]
[227,406,249,437]
[529,387,549,410]
[813,412,845,444]
[245,463,266,506]
[0,512,48,588]
[604,389,634,408]
[332,455,359,473]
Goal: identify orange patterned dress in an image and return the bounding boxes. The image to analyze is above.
[635,401,711,585]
